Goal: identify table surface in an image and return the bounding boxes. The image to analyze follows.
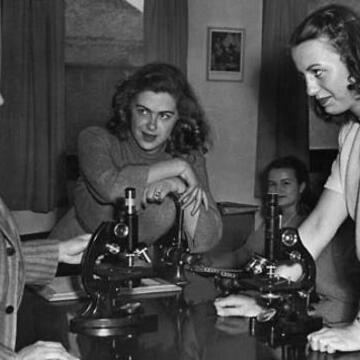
[16,271,360,360]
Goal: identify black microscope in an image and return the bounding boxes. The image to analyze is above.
[186,192,323,347]
[70,187,157,338]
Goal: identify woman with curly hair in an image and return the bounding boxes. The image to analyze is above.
[50,62,222,254]
[274,4,360,353]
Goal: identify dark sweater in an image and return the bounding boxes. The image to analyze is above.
[53,126,222,253]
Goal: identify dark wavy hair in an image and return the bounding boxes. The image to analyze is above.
[106,62,211,155]
[290,4,360,124]
[261,156,314,215]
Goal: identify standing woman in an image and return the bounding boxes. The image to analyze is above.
[282,4,360,353]
[50,62,222,254]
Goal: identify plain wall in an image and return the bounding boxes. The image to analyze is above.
[188,0,262,205]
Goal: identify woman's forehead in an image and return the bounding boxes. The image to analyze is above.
[291,38,341,71]
[268,168,297,180]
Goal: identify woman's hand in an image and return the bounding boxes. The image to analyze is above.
[16,341,79,360]
[146,159,209,214]
[214,294,264,318]
[143,177,186,205]
[180,185,209,215]
[176,160,208,214]
[307,320,360,353]
[275,262,303,282]
[58,234,91,264]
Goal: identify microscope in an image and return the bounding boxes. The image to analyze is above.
[155,194,202,285]
[186,193,323,346]
[242,193,323,346]
[70,187,157,338]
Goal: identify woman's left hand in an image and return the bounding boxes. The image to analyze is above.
[179,185,209,215]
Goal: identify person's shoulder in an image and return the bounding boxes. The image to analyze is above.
[80,126,109,138]
[182,149,206,163]
[79,126,118,144]
[338,121,360,142]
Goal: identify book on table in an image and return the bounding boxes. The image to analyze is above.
[33,275,182,302]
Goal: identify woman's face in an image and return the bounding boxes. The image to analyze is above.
[130,90,179,153]
[267,168,305,212]
[291,38,360,117]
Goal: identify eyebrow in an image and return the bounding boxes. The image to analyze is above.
[268,178,294,182]
[306,63,322,72]
[135,104,175,115]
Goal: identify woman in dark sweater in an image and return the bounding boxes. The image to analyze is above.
[51,62,222,254]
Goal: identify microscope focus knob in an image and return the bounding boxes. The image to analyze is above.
[114,223,129,238]
[281,228,298,247]
[105,243,121,255]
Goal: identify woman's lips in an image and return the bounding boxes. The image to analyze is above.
[317,96,332,107]
[142,132,157,142]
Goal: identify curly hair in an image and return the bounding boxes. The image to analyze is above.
[106,62,211,155]
[290,4,360,124]
[261,156,314,215]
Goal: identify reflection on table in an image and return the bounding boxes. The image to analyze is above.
[16,270,360,360]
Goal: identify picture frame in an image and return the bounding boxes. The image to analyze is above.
[207,27,245,82]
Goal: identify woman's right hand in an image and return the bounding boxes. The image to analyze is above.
[16,341,79,360]
[275,262,303,282]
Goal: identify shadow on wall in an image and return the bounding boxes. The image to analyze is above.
[309,149,338,201]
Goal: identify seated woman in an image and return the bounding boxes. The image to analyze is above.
[50,62,222,254]
[206,156,312,268]
[213,156,360,325]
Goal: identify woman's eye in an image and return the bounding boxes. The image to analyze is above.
[313,68,324,78]
[160,113,172,120]
[137,108,150,116]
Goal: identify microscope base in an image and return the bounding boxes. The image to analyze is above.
[70,313,158,337]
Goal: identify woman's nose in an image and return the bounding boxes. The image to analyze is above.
[305,77,320,97]
[147,115,158,130]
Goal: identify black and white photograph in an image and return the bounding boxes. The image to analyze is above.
[207,27,245,81]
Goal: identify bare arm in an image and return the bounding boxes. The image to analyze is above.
[298,188,348,260]
[276,188,348,281]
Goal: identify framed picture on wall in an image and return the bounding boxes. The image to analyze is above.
[207,27,245,82]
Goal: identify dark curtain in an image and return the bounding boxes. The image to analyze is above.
[144,0,188,74]
[0,0,65,211]
[255,0,309,195]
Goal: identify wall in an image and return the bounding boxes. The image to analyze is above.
[188,0,262,205]
[65,0,143,153]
